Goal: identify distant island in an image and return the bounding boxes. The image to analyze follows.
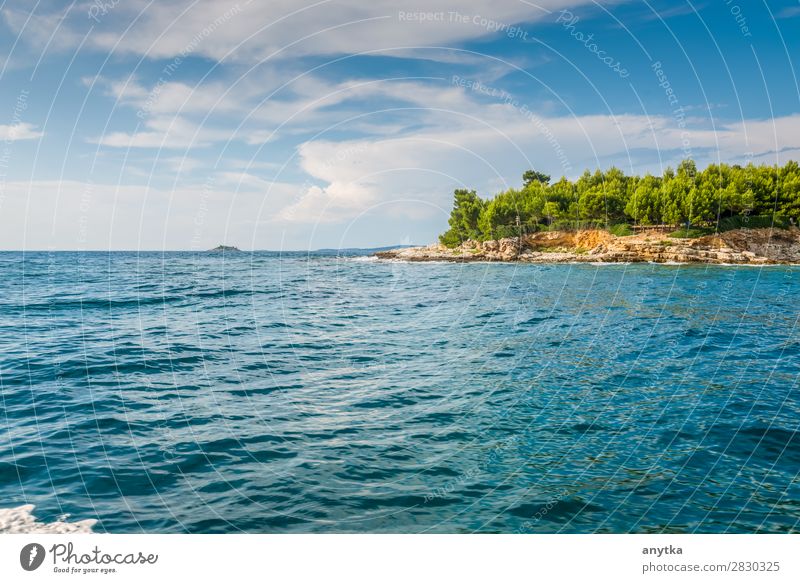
[208,245,241,252]
[377,160,800,265]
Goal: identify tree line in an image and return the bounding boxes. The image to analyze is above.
[440,160,800,246]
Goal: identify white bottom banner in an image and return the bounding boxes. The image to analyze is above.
[1,534,796,582]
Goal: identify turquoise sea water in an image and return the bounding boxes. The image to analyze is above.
[1,251,798,533]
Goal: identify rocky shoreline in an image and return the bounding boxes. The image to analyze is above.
[375,228,800,265]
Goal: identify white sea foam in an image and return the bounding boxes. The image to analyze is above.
[386,259,455,264]
[0,504,96,534]
[347,255,380,262]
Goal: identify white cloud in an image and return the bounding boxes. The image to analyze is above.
[276,109,800,224]
[92,74,473,148]
[0,177,299,250]
[0,122,43,141]
[2,7,82,52]
[9,1,614,63]
[108,77,243,117]
[94,116,233,148]
[5,0,798,250]
[5,111,799,248]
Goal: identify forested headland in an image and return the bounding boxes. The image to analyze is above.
[439,160,800,247]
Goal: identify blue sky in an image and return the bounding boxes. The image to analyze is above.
[1,0,799,250]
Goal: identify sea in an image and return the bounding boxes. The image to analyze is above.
[0,250,798,533]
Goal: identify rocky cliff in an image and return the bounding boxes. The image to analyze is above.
[375,228,800,264]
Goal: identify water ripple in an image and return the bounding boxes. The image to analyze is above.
[0,252,798,532]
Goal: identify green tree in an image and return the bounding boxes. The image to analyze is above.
[438,158,800,241]
[688,177,718,224]
[625,174,662,224]
[479,187,542,239]
[577,167,628,222]
[661,166,689,225]
[439,189,485,247]
[744,163,779,215]
[777,160,800,222]
[545,177,575,223]
[523,170,551,187]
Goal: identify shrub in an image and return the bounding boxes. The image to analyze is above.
[668,227,712,239]
[439,229,463,248]
[716,214,791,232]
[547,219,608,232]
[608,223,633,236]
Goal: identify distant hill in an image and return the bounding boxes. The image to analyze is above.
[203,245,416,254]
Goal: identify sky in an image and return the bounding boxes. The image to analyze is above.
[1,0,799,250]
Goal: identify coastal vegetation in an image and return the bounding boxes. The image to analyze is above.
[440,160,800,246]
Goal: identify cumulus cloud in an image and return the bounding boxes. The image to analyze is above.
[0,122,43,141]
[94,116,234,148]
[4,1,615,63]
[4,0,796,247]
[6,110,797,247]
[60,67,800,230]
[277,109,800,224]
[93,74,478,148]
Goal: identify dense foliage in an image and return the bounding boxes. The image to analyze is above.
[439,160,800,246]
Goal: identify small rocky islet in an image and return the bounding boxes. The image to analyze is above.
[208,245,241,253]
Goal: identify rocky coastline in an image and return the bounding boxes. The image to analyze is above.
[375,228,800,265]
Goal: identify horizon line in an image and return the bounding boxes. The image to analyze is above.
[0,245,419,253]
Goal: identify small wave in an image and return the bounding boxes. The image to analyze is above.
[4,295,177,312]
[0,504,96,534]
[376,258,457,265]
[714,263,794,268]
[347,256,380,262]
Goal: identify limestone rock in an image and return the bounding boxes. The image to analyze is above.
[374,228,800,265]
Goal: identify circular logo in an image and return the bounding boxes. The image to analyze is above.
[20,543,46,571]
